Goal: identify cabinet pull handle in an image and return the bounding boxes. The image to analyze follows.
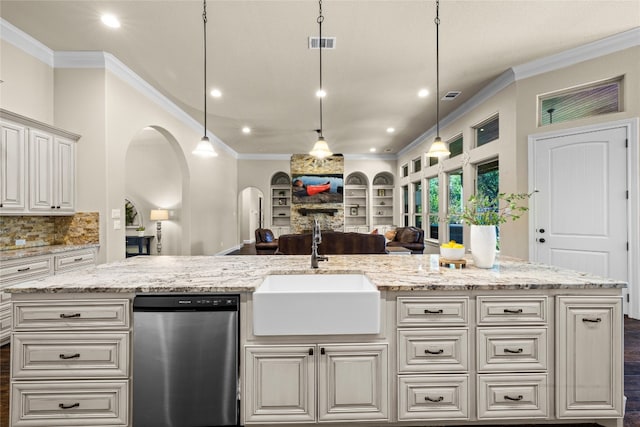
[582,317,602,323]
[309,348,314,356]
[504,395,524,401]
[58,402,80,409]
[51,206,55,209]
[17,267,31,272]
[59,313,81,318]
[425,349,444,355]
[425,396,444,402]
[504,348,523,354]
[503,308,523,314]
[424,309,443,314]
[320,347,325,355]
[56,206,61,209]
[74,257,83,262]
[59,353,81,359]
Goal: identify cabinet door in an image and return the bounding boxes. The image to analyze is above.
[29,129,55,212]
[318,344,388,422]
[0,120,26,212]
[54,136,75,212]
[556,296,623,418]
[244,345,315,424]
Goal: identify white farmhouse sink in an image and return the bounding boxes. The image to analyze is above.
[252,274,380,336]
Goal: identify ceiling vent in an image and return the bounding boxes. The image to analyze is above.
[442,91,461,101]
[309,37,336,49]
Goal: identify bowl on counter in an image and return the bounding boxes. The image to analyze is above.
[440,246,465,260]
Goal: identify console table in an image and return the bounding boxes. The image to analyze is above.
[125,235,154,257]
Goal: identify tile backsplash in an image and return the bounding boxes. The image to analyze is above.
[0,212,99,251]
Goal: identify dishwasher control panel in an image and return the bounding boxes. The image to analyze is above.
[134,294,239,311]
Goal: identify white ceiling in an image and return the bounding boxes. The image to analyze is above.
[1,1,638,156]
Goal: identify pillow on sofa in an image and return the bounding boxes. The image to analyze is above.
[370,228,379,235]
[398,228,419,244]
[264,230,274,242]
[384,230,397,241]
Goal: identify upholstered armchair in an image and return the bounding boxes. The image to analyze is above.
[254,228,278,255]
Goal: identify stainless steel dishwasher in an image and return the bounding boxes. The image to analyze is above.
[133,294,239,427]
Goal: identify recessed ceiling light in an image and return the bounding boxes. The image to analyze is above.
[210,88,222,98]
[418,88,429,98]
[369,148,377,153]
[101,14,121,28]
[242,126,251,134]
[386,127,395,133]
[316,89,326,98]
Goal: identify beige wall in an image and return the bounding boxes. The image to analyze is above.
[0,40,54,123]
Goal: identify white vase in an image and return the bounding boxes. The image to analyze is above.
[470,225,497,268]
[137,231,145,237]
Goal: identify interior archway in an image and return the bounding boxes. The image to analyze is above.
[238,187,264,244]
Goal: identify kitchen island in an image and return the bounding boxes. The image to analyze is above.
[5,254,625,427]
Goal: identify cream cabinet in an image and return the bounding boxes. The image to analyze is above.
[556,296,624,419]
[10,297,131,427]
[0,109,79,215]
[244,343,388,424]
[0,120,27,212]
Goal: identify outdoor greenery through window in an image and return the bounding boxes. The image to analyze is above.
[539,77,622,126]
[427,177,439,240]
[448,135,463,158]
[402,185,409,226]
[477,159,499,200]
[448,170,463,244]
[475,116,499,147]
[413,181,422,229]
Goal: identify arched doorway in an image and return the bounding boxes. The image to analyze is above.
[238,187,264,244]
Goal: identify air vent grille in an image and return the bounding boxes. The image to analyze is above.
[442,91,461,100]
[309,37,336,49]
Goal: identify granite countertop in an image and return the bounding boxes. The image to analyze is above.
[4,254,626,294]
[0,243,100,261]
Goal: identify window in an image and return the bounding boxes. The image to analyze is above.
[402,185,409,226]
[402,164,409,178]
[448,170,463,244]
[474,116,499,147]
[427,177,439,240]
[448,135,463,158]
[539,77,622,126]
[413,181,422,229]
[413,158,422,173]
[477,159,499,200]
[428,156,439,167]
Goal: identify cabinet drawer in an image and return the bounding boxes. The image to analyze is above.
[0,256,52,286]
[398,375,469,421]
[477,327,547,372]
[12,332,129,379]
[13,299,130,330]
[477,374,548,419]
[398,328,468,373]
[10,380,128,426]
[477,296,548,324]
[398,297,469,326]
[54,250,96,273]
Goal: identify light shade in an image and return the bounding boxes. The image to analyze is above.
[150,209,169,221]
[309,136,333,159]
[192,136,218,157]
[426,136,450,158]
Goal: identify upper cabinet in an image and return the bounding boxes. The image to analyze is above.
[0,109,79,216]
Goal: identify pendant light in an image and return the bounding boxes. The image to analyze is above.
[426,0,450,158]
[192,0,218,158]
[309,0,333,159]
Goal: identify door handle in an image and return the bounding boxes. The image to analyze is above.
[538,228,545,233]
[538,238,546,243]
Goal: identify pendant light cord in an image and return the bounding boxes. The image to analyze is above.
[318,0,324,138]
[202,0,208,136]
[435,0,440,139]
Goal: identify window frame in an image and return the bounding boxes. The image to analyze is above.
[473,115,499,148]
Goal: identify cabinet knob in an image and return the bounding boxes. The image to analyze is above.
[320,347,325,355]
[308,348,314,356]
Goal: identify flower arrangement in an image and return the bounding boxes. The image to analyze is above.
[136,226,146,232]
[454,192,534,226]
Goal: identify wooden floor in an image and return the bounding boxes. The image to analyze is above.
[1,315,639,427]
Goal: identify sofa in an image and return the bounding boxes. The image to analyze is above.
[385,226,425,254]
[276,231,386,255]
[254,228,278,255]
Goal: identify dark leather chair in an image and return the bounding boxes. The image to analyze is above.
[386,226,425,254]
[276,231,386,255]
[255,228,278,255]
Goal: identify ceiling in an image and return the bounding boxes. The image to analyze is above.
[1,1,638,156]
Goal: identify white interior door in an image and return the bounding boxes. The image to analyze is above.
[531,126,629,305]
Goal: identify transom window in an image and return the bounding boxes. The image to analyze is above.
[474,116,499,147]
[448,135,463,158]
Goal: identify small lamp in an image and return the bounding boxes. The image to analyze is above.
[150,209,169,254]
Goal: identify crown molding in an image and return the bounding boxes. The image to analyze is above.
[0,18,53,67]
[237,153,292,161]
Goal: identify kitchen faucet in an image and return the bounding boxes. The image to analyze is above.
[311,219,328,268]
